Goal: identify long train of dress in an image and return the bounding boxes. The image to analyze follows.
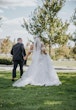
[13,51,61,87]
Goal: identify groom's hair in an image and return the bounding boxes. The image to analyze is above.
[17,38,22,41]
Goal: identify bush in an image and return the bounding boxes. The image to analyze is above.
[0,58,27,65]
[73,46,76,54]
[0,58,12,65]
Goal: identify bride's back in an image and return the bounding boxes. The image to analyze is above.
[34,37,41,52]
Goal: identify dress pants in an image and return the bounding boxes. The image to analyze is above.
[12,60,24,78]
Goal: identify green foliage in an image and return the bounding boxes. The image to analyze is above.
[22,0,70,55]
[71,8,76,45]
[0,71,76,110]
[55,45,70,59]
[0,58,12,65]
[69,47,76,60]
[50,45,76,60]
[72,46,76,54]
[22,0,69,44]
[71,8,76,26]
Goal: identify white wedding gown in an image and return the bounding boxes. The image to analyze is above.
[13,37,61,87]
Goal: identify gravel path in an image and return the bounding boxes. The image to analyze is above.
[0,65,76,72]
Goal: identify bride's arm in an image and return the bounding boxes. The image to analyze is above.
[24,44,34,60]
[24,51,31,60]
[41,46,47,54]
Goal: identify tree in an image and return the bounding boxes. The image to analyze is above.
[71,8,76,26]
[71,8,76,54]
[0,17,2,27]
[1,36,13,54]
[71,8,76,45]
[22,0,69,55]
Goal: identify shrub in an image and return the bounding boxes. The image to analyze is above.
[0,58,12,65]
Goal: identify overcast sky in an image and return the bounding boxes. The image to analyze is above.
[0,0,76,45]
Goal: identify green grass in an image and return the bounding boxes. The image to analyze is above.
[0,71,76,110]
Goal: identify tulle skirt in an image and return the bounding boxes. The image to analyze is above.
[13,52,61,87]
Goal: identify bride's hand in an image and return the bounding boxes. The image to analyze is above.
[41,47,47,55]
[24,56,27,60]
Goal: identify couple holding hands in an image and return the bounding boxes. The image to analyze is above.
[11,37,61,87]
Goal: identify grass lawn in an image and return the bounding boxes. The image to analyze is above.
[0,71,76,110]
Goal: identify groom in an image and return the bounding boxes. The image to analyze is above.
[11,38,26,81]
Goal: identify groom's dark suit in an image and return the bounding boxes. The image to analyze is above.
[11,43,26,79]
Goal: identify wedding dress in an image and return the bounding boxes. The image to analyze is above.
[13,37,61,87]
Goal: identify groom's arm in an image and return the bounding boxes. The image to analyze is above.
[23,48,26,56]
[11,47,13,55]
[21,44,26,57]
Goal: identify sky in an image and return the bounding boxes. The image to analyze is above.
[0,0,76,45]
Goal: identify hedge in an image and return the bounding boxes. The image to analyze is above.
[0,58,12,65]
[0,58,27,65]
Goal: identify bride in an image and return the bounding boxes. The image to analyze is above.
[13,36,61,87]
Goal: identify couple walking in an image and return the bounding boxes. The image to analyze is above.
[11,37,61,87]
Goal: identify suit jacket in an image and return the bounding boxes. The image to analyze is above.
[11,43,26,61]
